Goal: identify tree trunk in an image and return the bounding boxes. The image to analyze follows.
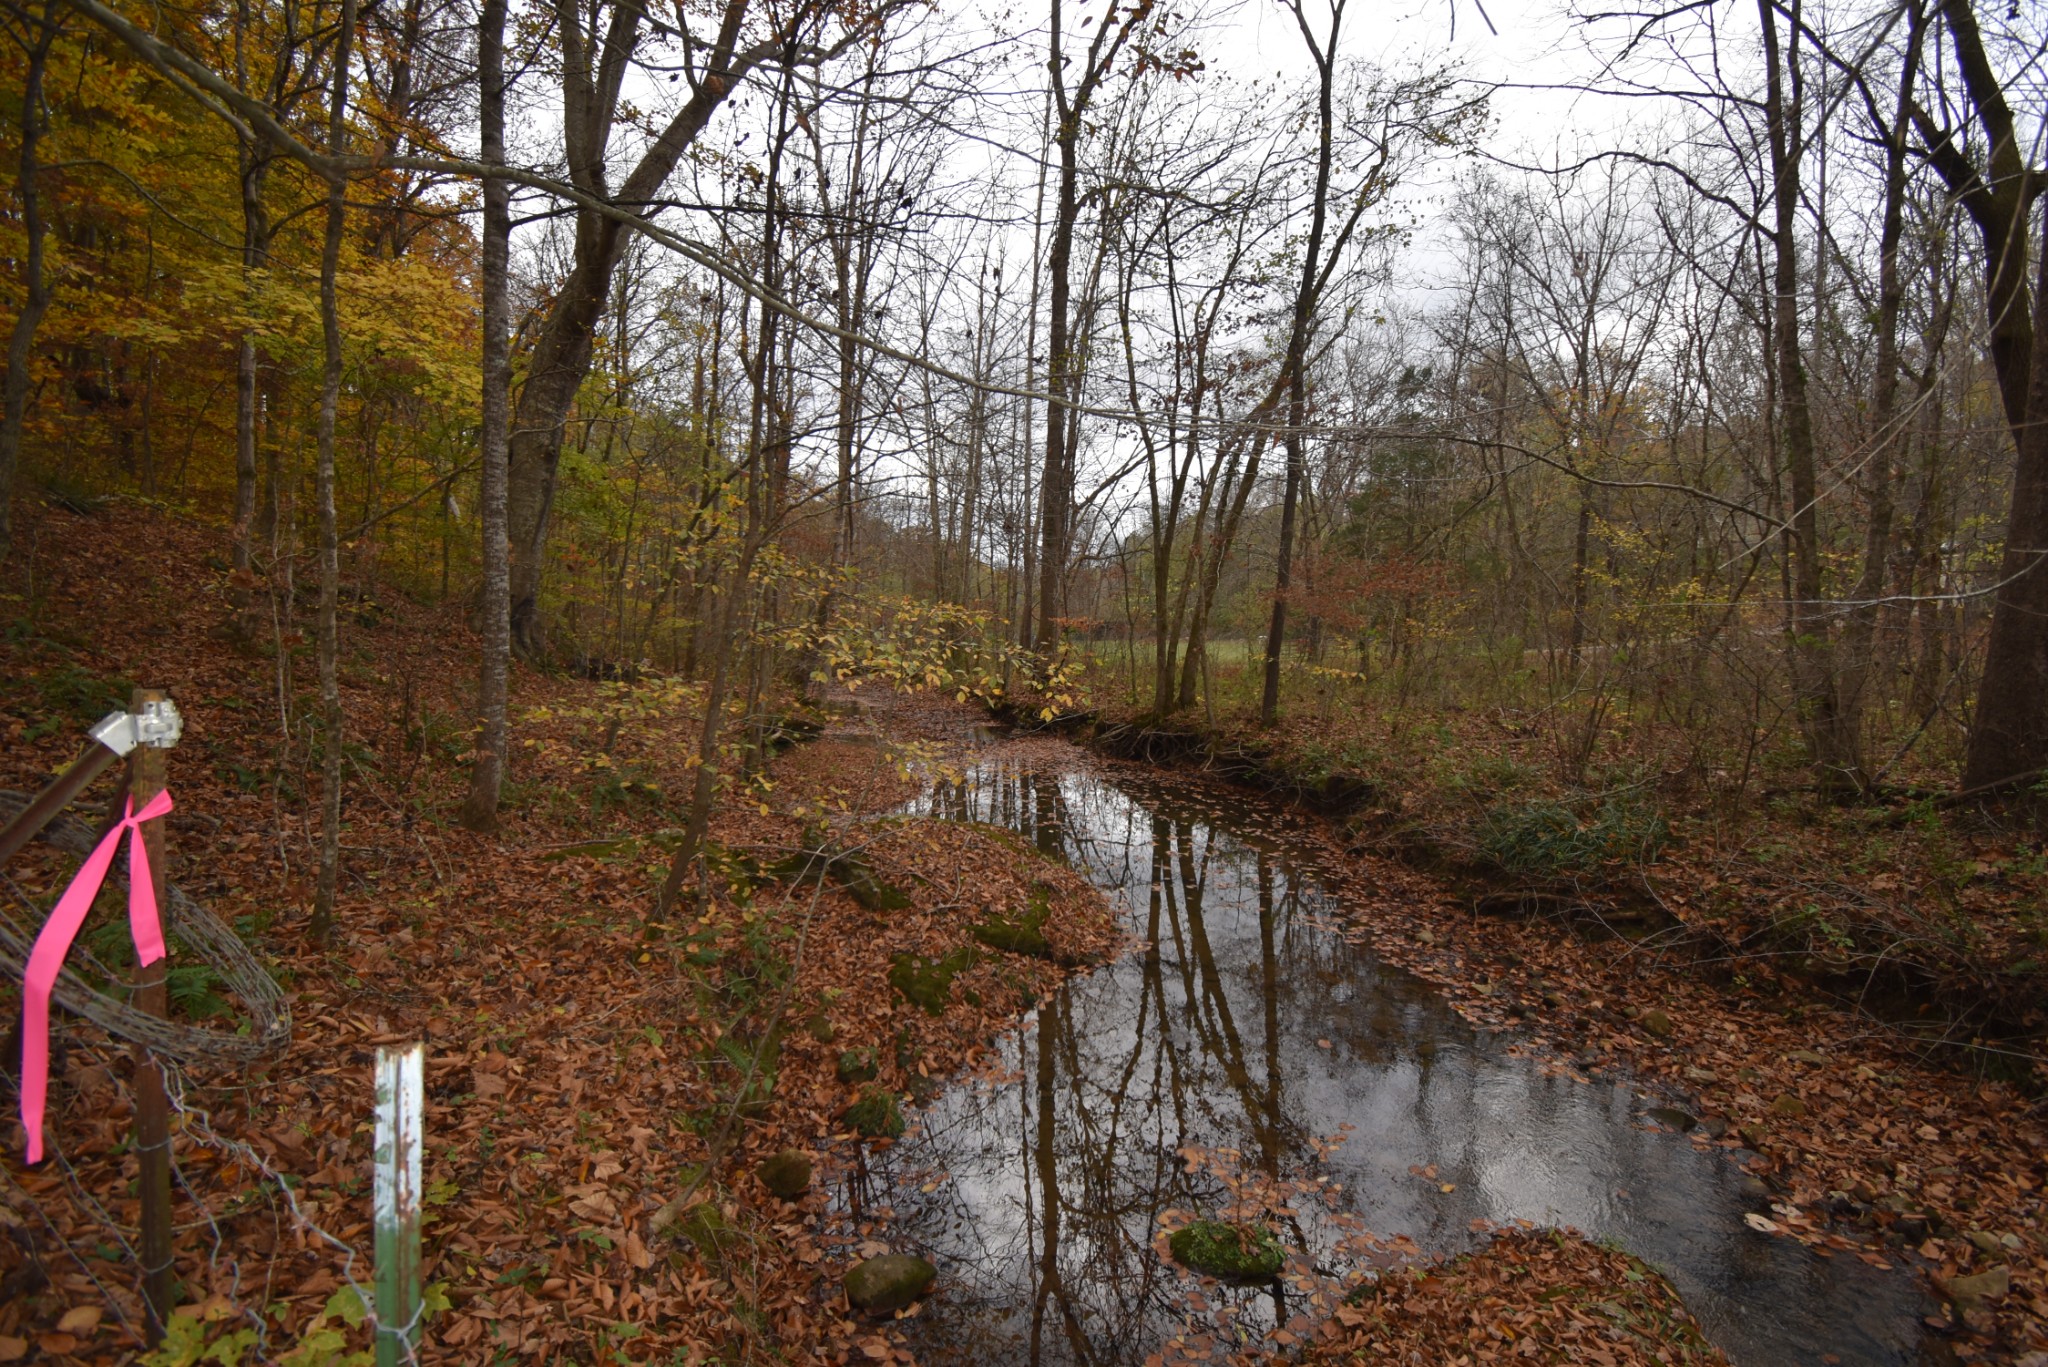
[1260,365,1306,726]
[228,0,298,577]
[1259,5,1342,728]
[1962,196,2048,796]
[1034,10,1080,653]
[460,0,513,832]
[1567,490,1591,668]
[229,141,272,640]
[1032,0,1137,654]
[1836,5,1924,757]
[0,6,60,561]
[1758,0,1855,789]
[308,0,355,941]
[505,0,785,658]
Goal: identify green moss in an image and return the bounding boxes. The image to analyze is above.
[971,884,1054,958]
[836,1047,879,1084]
[1166,1220,1285,1281]
[757,829,910,910]
[888,947,977,1015]
[677,1201,743,1271]
[831,852,911,911]
[844,1253,937,1313]
[757,1149,812,1199]
[843,1088,905,1139]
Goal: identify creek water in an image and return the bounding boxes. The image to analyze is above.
[860,746,1934,1367]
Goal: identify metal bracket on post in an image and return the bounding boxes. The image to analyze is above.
[88,699,184,756]
[0,699,184,872]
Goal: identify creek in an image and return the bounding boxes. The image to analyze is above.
[859,744,1934,1367]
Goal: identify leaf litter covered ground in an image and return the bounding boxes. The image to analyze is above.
[0,505,1118,1365]
[1287,1227,1729,1367]
[0,502,2039,1366]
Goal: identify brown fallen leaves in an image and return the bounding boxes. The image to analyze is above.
[0,504,1118,1366]
[1289,1227,1729,1367]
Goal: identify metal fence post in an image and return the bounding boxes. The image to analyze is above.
[373,1042,424,1366]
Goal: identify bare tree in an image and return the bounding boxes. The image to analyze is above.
[460,0,514,831]
[504,0,891,656]
[1034,0,1150,650]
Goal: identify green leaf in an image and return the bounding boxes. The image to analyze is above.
[203,1328,259,1365]
[327,1286,370,1328]
[139,1310,211,1367]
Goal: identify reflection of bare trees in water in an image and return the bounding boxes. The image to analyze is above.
[876,759,1931,1367]
[882,761,1340,1364]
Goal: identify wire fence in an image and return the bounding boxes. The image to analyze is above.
[0,791,420,1362]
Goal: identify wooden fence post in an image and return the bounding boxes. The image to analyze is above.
[373,1042,424,1366]
[128,686,174,1342]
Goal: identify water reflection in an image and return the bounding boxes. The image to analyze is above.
[878,758,1932,1367]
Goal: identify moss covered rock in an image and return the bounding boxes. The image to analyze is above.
[972,885,1054,958]
[844,1087,905,1139]
[760,830,910,910]
[1167,1220,1285,1281]
[844,1253,936,1313]
[836,1046,879,1083]
[831,851,911,911]
[758,1149,813,1200]
[888,947,977,1015]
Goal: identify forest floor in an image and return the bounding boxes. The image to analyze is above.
[0,501,1126,1366]
[1288,1229,1730,1367]
[0,502,2040,1366]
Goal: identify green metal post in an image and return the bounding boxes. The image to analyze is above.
[373,1042,423,1365]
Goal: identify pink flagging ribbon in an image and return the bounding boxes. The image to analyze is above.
[19,790,173,1163]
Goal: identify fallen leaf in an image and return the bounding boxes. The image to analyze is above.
[54,1307,100,1334]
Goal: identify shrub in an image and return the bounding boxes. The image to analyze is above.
[1474,796,1667,880]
